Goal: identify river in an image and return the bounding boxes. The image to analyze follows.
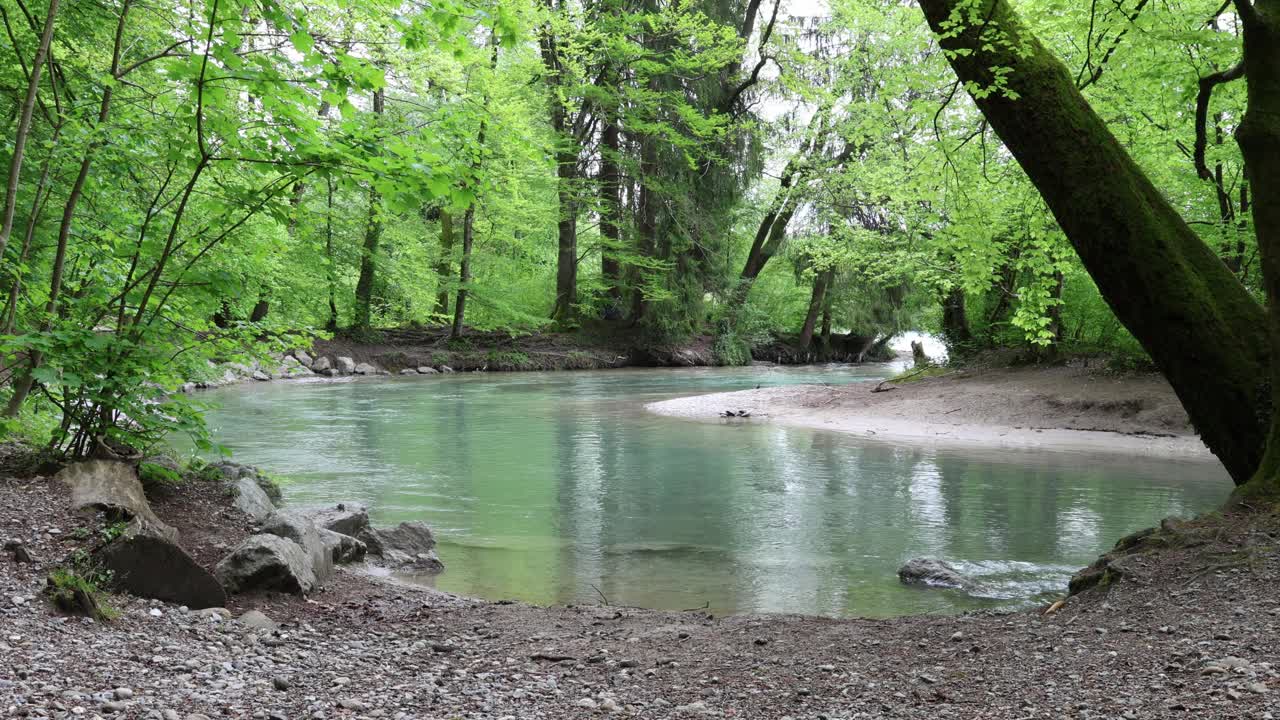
[200,364,1231,617]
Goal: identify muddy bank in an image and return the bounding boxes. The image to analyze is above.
[648,365,1218,460]
[312,326,893,373]
[3,457,1279,718]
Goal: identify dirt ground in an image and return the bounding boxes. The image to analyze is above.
[3,464,1279,719]
[648,365,1214,460]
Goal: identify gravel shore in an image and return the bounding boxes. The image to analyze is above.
[4,455,1279,719]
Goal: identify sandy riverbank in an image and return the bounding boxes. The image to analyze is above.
[647,365,1217,461]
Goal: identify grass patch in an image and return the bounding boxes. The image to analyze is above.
[888,365,950,383]
[46,555,119,621]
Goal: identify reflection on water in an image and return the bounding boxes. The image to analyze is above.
[199,365,1232,617]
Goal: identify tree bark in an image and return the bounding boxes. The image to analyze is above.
[941,286,972,346]
[433,208,454,316]
[451,36,499,340]
[599,119,624,309]
[325,176,338,331]
[0,0,58,262]
[798,268,833,350]
[918,0,1270,485]
[540,10,579,326]
[1234,0,1280,496]
[5,0,128,418]
[352,87,385,333]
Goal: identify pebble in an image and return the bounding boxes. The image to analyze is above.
[273,676,291,691]
[113,688,133,700]
[575,698,597,708]
[338,698,368,710]
[148,608,162,618]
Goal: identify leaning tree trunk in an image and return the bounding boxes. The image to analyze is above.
[0,0,58,262]
[798,268,833,350]
[918,0,1270,486]
[1234,0,1280,497]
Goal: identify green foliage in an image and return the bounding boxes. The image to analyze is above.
[46,555,119,621]
[0,0,1257,455]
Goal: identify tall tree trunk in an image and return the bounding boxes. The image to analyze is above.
[352,87,385,333]
[941,286,972,347]
[540,10,579,326]
[918,0,1269,485]
[798,268,833,350]
[451,205,478,339]
[1234,0,1280,496]
[324,176,338,331]
[451,35,499,340]
[433,208,454,316]
[0,0,58,262]
[550,150,578,324]
[630,136,659,323]
[599,119,624,309]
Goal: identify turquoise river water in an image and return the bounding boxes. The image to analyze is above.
[200,364,1231,617]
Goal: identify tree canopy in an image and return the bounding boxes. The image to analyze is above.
[0,0,1275,490]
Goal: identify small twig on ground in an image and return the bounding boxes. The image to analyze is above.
[681,601,710,612]
[590,583,610,606]
[529,653,577,662]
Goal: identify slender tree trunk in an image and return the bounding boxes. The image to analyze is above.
[550,151,578,324]
[325,176,338,331]
[2,121,60,333]
[352,87,385,333]
[540,11,579,326]
[631,138,659,323]
[599,120,623,308]
[433,208,454,316]
[0,0,58,262]
[6,0,129,418]
[451,205,477,339]
[451,36,499,340]
[918,0,1269,485]
[1234,0,1280,496]
[798,268,833,350]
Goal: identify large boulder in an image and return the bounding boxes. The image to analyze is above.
[260,511,333,582]
[311,356,333,373]
[215,534,317,594]
[298,503,369,537]
[233,476,276,521]
[57,460,174,538]
[214,463,283,505]
[353,362,383,376]
[320,529,367,564]
[897,558,972,590]
[98,520,226,609]
[360,522,444,572]
[335,356,357,374]
[293,350,314,368]
[278,356,314,378]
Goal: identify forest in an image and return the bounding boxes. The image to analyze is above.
[0,0,1275,496]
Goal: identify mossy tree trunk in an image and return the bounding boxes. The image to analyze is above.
[1234,0,1280,497]
[918,0,1270,486]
